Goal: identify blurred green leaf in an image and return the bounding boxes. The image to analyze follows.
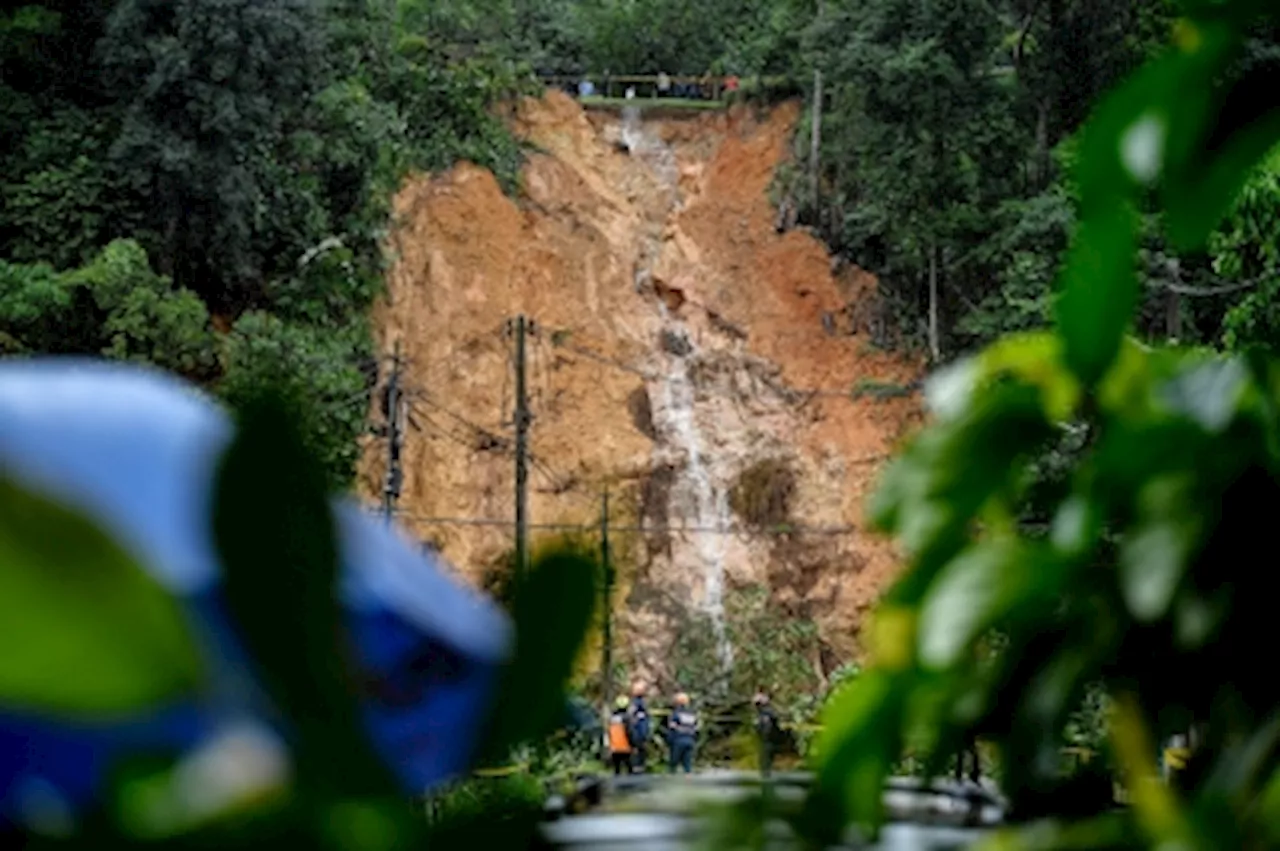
[917,539,1061,670]
[1119,475,1201,623]
[479,548,598,760]
[0,475,202,715]
[1165,63,1280,250]
[1055,205,1138,388]
[807,669,906,841]
[804,4,1280,848]
[1055,21,1235,385]
[873,380,1055,604]
[1260,766,1280,845]
[1108,693,1196,846]
[972,812,1135,850]
[211,391,392,795]
[979,332,1081,422]
[1157,357,1248,433]
[321,799,416,851]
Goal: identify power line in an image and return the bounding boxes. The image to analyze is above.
[550,336,660,380]
[407,403,489,454]
[1157,277,1266,297]
[552,331,917,401]
[404,393,596,510]
[386,509,857,537]
[405,391,507,446]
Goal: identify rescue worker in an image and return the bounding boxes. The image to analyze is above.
[666,692,698,773]
[627,680,651,772]
[955,732,981,784]
[753,689,780,777]
[607,696,633,775]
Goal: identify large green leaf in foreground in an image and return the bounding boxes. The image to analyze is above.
[0,475,202,715]
[478,546,598,762]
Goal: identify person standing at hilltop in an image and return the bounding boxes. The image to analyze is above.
[657,71,671,98]
[626,680,652,773]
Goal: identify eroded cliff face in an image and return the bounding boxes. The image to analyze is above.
[360,91,922,682]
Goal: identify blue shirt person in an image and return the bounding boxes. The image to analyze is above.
[665,693,697,773]
[626,682,651,772]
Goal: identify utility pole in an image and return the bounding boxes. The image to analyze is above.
[600,488,613,732]
[382,341,403,524]
[1166,257,1183,343]
[512,315,531,579]
[928,244,941,363]
[810,0,825,220]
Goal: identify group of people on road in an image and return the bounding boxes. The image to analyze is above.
[605,680,782,776]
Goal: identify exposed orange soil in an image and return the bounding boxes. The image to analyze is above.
[361,91,923,677]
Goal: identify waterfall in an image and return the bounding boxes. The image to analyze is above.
[621,104,642,154]
[621,105,679,189]
[651,307,734,673]
[623,108,734,674]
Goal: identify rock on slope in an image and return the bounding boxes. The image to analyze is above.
[360,91,922,681]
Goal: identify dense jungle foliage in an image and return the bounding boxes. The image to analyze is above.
[9,1,1280,849]
[7,1,1280,492]
[0,0,528,488]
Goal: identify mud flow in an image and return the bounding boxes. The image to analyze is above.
[361,91,922,677]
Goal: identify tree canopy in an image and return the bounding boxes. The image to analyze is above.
[1,0,526,488]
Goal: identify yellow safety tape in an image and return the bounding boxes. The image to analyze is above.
[471,764,527,778]
[1164,747,1189,770]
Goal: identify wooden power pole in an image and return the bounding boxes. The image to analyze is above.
[600,488,613,729]
[382,341,403,524]
[810,0,825,218]
[513,315,531,579]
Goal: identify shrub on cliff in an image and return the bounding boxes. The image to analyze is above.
[728,458,797,531]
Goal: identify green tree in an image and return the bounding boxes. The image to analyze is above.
[1214,147,1280,354]
[99,0,331,314]
[801,3,1280,848]
[814,0,1019,359]
[1,240,215,377]
[218,312,371,490]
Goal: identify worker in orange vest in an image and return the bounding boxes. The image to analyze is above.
[607,696,633,774]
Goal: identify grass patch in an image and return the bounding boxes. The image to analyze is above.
[729,459,797,530]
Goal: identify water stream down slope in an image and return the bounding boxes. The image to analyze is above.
[360,91,923,680]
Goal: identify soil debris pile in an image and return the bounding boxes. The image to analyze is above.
[361,90,922,680]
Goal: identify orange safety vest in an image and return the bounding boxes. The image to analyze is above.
[609,717,631,753]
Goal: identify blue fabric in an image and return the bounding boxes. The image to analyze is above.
[627,698,650,743]
[0,704,211,817]
[667,709,697,744]
[0,358,511,825]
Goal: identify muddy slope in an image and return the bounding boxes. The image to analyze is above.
[361,91,922,681]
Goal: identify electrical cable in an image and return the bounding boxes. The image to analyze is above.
[382,508,856,537]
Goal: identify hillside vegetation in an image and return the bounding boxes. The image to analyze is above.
[0,0,526,487]
[6,1,1280,490]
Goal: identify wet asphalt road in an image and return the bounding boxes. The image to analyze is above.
[539,770,1003,850]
